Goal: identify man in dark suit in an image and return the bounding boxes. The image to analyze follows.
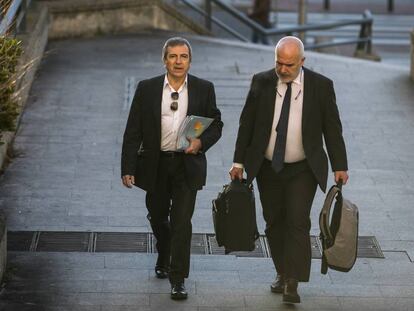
[121,37,222,300]
[230,36,348,304]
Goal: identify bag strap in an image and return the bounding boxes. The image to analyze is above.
[319,182,343,245]
[319,181,343,275]
[321,254,328,274]
[226,178,253,194]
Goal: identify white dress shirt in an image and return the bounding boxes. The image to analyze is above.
[160,75,188,151]
[264,69,305,163]
[233,69,305,169]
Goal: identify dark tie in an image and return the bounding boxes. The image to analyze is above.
[272,82,292,173]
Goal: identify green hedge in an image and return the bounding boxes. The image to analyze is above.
[0,36,22,144]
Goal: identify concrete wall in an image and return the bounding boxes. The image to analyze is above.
[16,4,50,126]
[0,4,49,169]
[43,0,210,39]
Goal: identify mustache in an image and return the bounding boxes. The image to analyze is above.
[278,72,290,76]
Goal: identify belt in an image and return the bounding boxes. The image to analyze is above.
[263,158,309,178]
[160,151,182,158]
[264,158,307,166]
[284,159,307,167]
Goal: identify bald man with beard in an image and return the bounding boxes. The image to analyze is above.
[230,36,348,304]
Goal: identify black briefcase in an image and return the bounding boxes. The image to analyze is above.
[212,179,259,253]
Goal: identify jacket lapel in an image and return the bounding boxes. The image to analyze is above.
[186,74,197,116]
[301,67,313,133]
[258,69,278,146]
[265,70,278,129]
[153,75,164,143]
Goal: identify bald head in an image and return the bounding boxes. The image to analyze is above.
[274,36,305,82]
[275,36,305,60]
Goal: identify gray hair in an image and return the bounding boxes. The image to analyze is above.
[275,36,305,59]
[162,37,192,62]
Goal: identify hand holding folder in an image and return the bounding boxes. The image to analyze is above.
[176,115,214,151]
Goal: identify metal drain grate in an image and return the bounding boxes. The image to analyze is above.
[37,231,90,252]
[6,231,385,258]
[151,233,208,254]
[95,232,149,253]
[7,231,35,251]
[207,234,268,257]
[357,236,384,258]
[191,233,209,254]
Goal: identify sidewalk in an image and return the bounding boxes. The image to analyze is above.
[0,31,414,310]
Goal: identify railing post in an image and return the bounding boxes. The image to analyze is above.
[365,12,372,55]
[298,0,307,42]
[324,0,330,11]
[354,10,379,61]
[355,12,367,54]
[388,0,394,12]
[205,0,212,31]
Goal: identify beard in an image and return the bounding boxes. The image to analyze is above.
[276,72,292,83]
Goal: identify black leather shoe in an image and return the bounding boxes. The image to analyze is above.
[155,265,169,279]
[283,278,300,303]
[171,281,188,300]
[270,274,284,293]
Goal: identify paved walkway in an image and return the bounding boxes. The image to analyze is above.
[0,30,414,310]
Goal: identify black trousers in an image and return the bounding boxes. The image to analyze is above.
[256,159,317,282]
[145,154,197,284]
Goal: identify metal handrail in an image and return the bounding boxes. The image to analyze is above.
[180,0,249,42]
[206,0,267,33]
[178,0,374,56]
[323,0,394,12]
[0,0,31,36]
[265,11,373,36]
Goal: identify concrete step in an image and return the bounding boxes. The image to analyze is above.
[1,251,414,310]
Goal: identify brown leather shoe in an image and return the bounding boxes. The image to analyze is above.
[270,274,284,293]
[282,278,300,304]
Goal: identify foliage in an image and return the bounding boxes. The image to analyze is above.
[0,36,22,143]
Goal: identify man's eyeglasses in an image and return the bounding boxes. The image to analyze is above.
[170,92,179,111]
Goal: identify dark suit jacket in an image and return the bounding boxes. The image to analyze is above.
[233,67,347,192]
[121,74,223,193]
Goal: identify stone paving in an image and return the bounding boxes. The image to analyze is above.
[0,30,414,310]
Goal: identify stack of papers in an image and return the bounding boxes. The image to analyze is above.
[176,115,214,151]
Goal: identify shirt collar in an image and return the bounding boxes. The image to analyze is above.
[164,74,188,93]
[277,68,303,87]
